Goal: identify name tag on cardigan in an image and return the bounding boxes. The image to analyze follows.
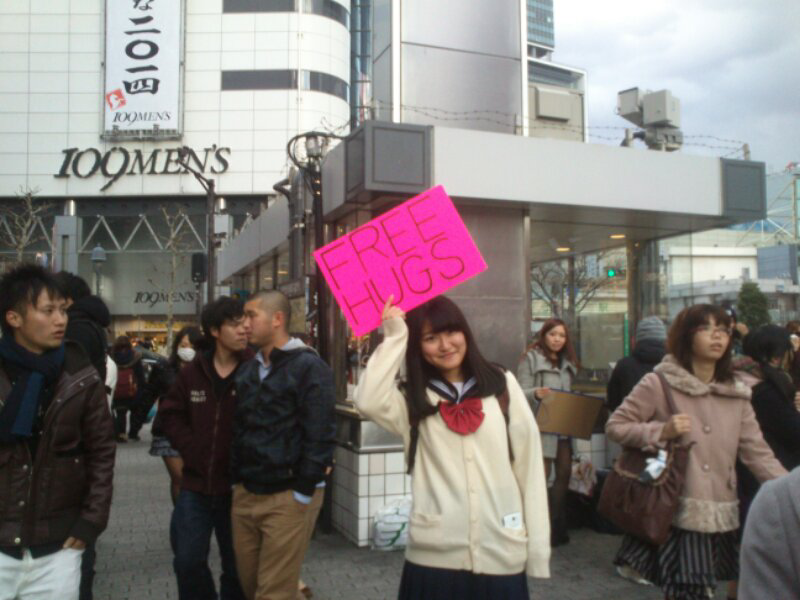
[503,512,523,530]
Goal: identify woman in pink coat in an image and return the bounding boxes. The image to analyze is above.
[606,304,786,600]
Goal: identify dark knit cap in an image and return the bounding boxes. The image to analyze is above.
[636,316,667,343]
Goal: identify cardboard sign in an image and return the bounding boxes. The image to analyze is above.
[314,186,487,336]
[535,390,604,440]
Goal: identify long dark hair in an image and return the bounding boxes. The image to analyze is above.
[404,296,506,423]
[528,317,578,368]
[668,304,734,382]
[743,324,795,402]
[168,326,203,369]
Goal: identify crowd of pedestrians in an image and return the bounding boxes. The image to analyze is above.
[1,261,800,600]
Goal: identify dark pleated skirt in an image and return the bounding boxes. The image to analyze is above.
[398,561,529,600]
[614,527,738,600]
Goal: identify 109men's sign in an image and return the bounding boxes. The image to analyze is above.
[54,145,231,191]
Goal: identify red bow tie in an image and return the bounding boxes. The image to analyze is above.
[439,397,484,435]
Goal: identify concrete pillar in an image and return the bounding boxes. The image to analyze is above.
[52,215,79,273]
[447,204,530,371]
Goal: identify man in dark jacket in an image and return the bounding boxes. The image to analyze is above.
[232,290,336,600]
[53,272,112,600]
[606,316,667,412]
[0,264,115,600]
[54,271,110,383]
[159,297,249,600]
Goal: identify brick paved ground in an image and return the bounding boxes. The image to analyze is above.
[95,428,729,600]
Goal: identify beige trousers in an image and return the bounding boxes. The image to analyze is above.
[231,485,323,600]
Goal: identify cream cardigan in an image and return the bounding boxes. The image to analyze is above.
[354,317,551,577]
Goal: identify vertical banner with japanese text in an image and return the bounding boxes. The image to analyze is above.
[104,0,182,137]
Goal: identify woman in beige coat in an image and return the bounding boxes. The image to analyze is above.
[516,318,577,546]
[606,304,786,600]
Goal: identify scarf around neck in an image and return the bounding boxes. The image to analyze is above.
[0,336,65,443]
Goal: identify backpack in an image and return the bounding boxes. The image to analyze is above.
[115,366,138,401]
[407,385,513,475]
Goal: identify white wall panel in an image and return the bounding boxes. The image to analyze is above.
[30,14,69,33]
[185,92,222,111]
[68,53,101,73]
[218,130,255,150]
[1,54,29,71]
[64,113,98,132]
[0,155,28,175]
[220,91,255,110]
[69,1,102,16]
[254,13,291,32]
[220,51,257,70]
[0,34,28,53]
[254,32,291,51]
[186,32,222,52]
[188,0,223,15]
[0,15,30,32]
[30,54,69,72]
[0,74,29,94]
[68,33,102,53]
[68,14,100,33]
[183,110,221,130]
[29,133,67,152]
[32,0,67,12]
[185,52,222,72]
[186,14,222,33]
[68,72,101,94]
[0,114,29,133]
[221,32,255,52]
[0,94,28,112]
[1,133,28,151]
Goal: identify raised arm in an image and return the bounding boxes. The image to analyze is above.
[353,298,411,442]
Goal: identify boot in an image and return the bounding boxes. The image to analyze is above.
[550,516,570,547]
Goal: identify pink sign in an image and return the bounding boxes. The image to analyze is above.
[314,186,487,336]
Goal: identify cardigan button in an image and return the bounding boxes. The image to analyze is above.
[702,464,710,472]
[13,537,20,545]
[703,425,711,433]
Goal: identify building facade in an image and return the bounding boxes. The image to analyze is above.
[0,0,350,341]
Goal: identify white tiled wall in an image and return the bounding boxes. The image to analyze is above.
[332,446,412,547]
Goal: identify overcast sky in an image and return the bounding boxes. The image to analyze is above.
[553,0,799,172]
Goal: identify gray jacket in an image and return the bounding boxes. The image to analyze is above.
[739,466,800,599]
[516,348,576,411]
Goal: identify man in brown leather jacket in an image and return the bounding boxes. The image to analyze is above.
[0,264,115,600]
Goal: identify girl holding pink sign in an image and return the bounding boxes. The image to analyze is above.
[355,295,550,600]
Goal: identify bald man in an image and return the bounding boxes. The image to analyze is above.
[231,291,336,600]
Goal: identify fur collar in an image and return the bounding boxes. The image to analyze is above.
[654,355,751,399]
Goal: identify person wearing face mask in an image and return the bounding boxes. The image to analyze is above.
[516,318,578,547]
[160,299,252,600]
[147,326,203,505]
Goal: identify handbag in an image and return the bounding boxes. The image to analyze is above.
[597,372,693,546]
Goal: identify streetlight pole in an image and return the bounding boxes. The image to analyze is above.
[177,148,216,304]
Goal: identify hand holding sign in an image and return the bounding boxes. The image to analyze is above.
[314,186,487,336]
[382,295,406,322]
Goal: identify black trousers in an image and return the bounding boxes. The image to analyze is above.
[79,542,96,600]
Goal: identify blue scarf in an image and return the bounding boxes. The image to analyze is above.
[0,337,65,443]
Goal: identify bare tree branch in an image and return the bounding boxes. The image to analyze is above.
[0,187,56,264]
[146,205,196,349]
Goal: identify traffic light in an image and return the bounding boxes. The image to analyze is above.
[606,267,626,278]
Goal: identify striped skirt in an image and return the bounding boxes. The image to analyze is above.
[614,527,738,600]
[398,561,529,600]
